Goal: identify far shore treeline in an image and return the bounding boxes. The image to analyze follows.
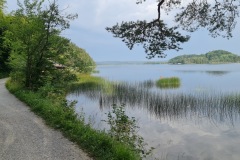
[168,50,240,64]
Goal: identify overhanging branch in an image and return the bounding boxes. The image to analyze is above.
[158,0,165,20]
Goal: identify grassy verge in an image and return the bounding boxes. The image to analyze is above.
[5,78,140,160]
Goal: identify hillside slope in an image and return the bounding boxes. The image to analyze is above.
[168,50,240,64]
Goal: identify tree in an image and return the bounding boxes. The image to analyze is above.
[61,43,96,74]
[0,0,11,74]
[168,50,240,64]
[0,0,6,11]
[0,23,11,73]
[6,0,77,89]
[106,0,240,58]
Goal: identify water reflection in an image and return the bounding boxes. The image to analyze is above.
[176,70,230,76]
[68,81,240,160]
[70,82,240,126]
[206,70,229,76]
[68,63,240,160]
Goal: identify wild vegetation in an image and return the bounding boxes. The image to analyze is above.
[168,50,240,64]
[70,80,240,126]
[0,1,145,159]
[0,0,11,78]
[62,43,96,73]
[0,0,95,89]
[104,104,154,159]
[6,79,140,160]
[156,77,180,88]
[2,0,240,159]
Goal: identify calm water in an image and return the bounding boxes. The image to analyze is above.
[67,63,240,160]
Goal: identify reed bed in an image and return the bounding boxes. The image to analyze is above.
[156,77,181,88]
[70,81,240,125]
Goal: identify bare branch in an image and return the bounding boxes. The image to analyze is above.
[157,0,165,20]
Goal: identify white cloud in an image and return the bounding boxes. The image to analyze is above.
[60,0,163,32]
[5,0,240,61]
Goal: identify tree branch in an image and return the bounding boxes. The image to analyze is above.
[157,0,165,20]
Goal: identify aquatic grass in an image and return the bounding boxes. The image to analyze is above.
[139,80,155,88]
[6,79,141,160]
[70,81,240,126]
[72,74,107,89]
[70,74,114,95]
[156,77,180,88]
[76,74,104,83]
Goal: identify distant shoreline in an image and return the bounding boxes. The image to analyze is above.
[168,50,240,64]
[96,61,240,65]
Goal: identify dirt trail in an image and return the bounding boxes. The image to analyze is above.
[0,78,91,160]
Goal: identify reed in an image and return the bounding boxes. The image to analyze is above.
[70,81,240,126]
[156,77,180,88]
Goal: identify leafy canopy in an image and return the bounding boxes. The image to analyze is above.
[1,0,96,90]
[0,0,11,73]
[168,50,240,64]
[107,0,240,58]
[0,0,6,11]
[6,0,78,89]
[61,43,96,74]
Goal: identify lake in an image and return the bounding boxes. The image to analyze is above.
[67,63,240,160]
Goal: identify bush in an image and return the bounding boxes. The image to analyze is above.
[6,79,140,160]
[104,104,154,159]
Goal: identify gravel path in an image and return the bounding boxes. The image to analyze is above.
[0,78,92,160]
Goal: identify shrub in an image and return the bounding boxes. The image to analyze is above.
[104,104,154,159]
[6,79,140,160]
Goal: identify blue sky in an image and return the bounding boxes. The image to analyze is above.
[5,0,240,62]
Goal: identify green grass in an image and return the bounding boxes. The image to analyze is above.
[156,77,180,88]
[6,79,140,160]
[70,74,116,97]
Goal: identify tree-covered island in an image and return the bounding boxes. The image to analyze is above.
[168,50,240,64]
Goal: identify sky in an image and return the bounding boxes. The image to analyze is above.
[5,0,240,62]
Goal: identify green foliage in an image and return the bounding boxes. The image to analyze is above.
[3,0,95,90]
[107,0,239,58]
[104,104,153,158]
[156,77,181,88]
[0,4,11,74]
[6,79,140,160]
[168,50,240,64]
[60,43,96,73]
[205,50,240,63]
[6,0,77,90]
[0,72,8,78]
[0,0,6,11]
[106,20,190,59]
[174,0,239,38]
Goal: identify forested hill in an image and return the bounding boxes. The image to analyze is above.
[168,50,240,64]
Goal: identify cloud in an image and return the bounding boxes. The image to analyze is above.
[6,0,240,61]
[60,0,163,32]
